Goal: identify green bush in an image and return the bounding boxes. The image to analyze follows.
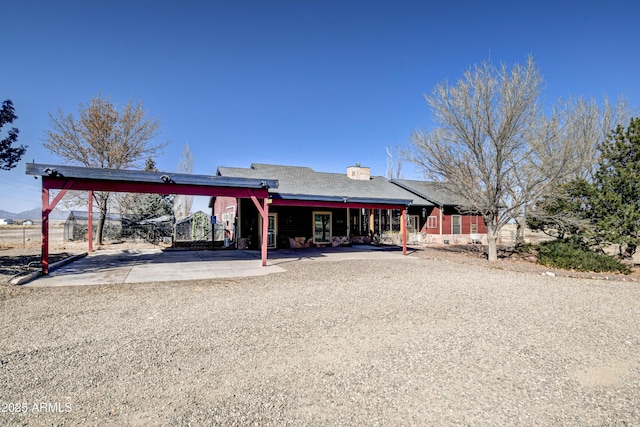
[537,240,632,275]
[514,242,536,254]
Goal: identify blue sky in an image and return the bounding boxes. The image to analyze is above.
[2,0,639,214]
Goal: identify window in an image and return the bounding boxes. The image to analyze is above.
[470,216,478,234]
[452,215,462,234]
[391,209,401,232]
[426,216,438,229]
[350,208,371,235]
[313,211,332,243]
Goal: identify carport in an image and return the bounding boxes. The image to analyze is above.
[26,163,278,274]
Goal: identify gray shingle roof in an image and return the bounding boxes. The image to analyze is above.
[217,164,433,206]
[391,179,466,206]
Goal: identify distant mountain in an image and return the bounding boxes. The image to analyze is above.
[0,208,68,221]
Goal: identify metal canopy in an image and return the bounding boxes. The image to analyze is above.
[27,163,277,274]
[27,163,278,194]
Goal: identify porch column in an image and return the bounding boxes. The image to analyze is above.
[41,187,49,275]
[88,191,93,253]
[261,198,269,267]
[40,182,72,275]
[346,207,350,237]
[369,210,374,234]
[250,194,270,267]
[401,206,407,255]
[236,198,241,247]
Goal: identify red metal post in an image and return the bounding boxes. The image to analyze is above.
[88,191,93,253]
[41,187,49,275]
[401,206,407,255]
[249,194,270,267]
[39,180,72,275]
[261,198,269,267]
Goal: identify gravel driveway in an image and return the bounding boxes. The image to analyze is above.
[1,250,639,426]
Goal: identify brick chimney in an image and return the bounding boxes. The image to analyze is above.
[347,163,370,180]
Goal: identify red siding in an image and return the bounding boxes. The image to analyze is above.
[420,206,441,234]
[442,212,452,234]
[419,206,487,235]
[213,196,237,217]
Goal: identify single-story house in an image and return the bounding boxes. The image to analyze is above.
[212,163,487,249]
[391,179,488,244]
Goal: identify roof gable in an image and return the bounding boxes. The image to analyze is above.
[391,179,466,206]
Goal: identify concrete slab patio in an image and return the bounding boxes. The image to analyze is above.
[25,245,410,287]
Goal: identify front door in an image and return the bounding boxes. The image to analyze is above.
[313,211,332,244]
[408,215,420,233]
[267,213,277,249]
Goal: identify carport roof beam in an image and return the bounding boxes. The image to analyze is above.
[27,163,279,191]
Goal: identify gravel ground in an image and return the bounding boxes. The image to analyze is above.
[1,247,640,426]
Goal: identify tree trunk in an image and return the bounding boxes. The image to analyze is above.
[485,220,500,264]
[514,217,525,247]
[623,243,637,259]
[95,193,109,245]
[96,210,106,245]
[487,234,498,264]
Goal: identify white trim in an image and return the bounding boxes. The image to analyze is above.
[452,214,462,235]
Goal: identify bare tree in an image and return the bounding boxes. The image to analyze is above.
[406,57,576,263]
[524,96,636,243]
[385,145,403,179]
[386,146,394,179]
[510,95,634,244]
[44,95,164,244]
[557,95,632,181]
[173,143,194,219]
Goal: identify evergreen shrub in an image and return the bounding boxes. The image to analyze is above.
[537,240,631,274]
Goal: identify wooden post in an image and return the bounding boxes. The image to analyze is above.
[369,209,375,234]
[88,191,93,253]
[401,206,407,255]
[41,187,49,275]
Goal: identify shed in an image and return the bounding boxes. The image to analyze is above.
[174,211,211,242]
[64,211,123,242]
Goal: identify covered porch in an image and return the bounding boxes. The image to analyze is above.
[233,195,413,254]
